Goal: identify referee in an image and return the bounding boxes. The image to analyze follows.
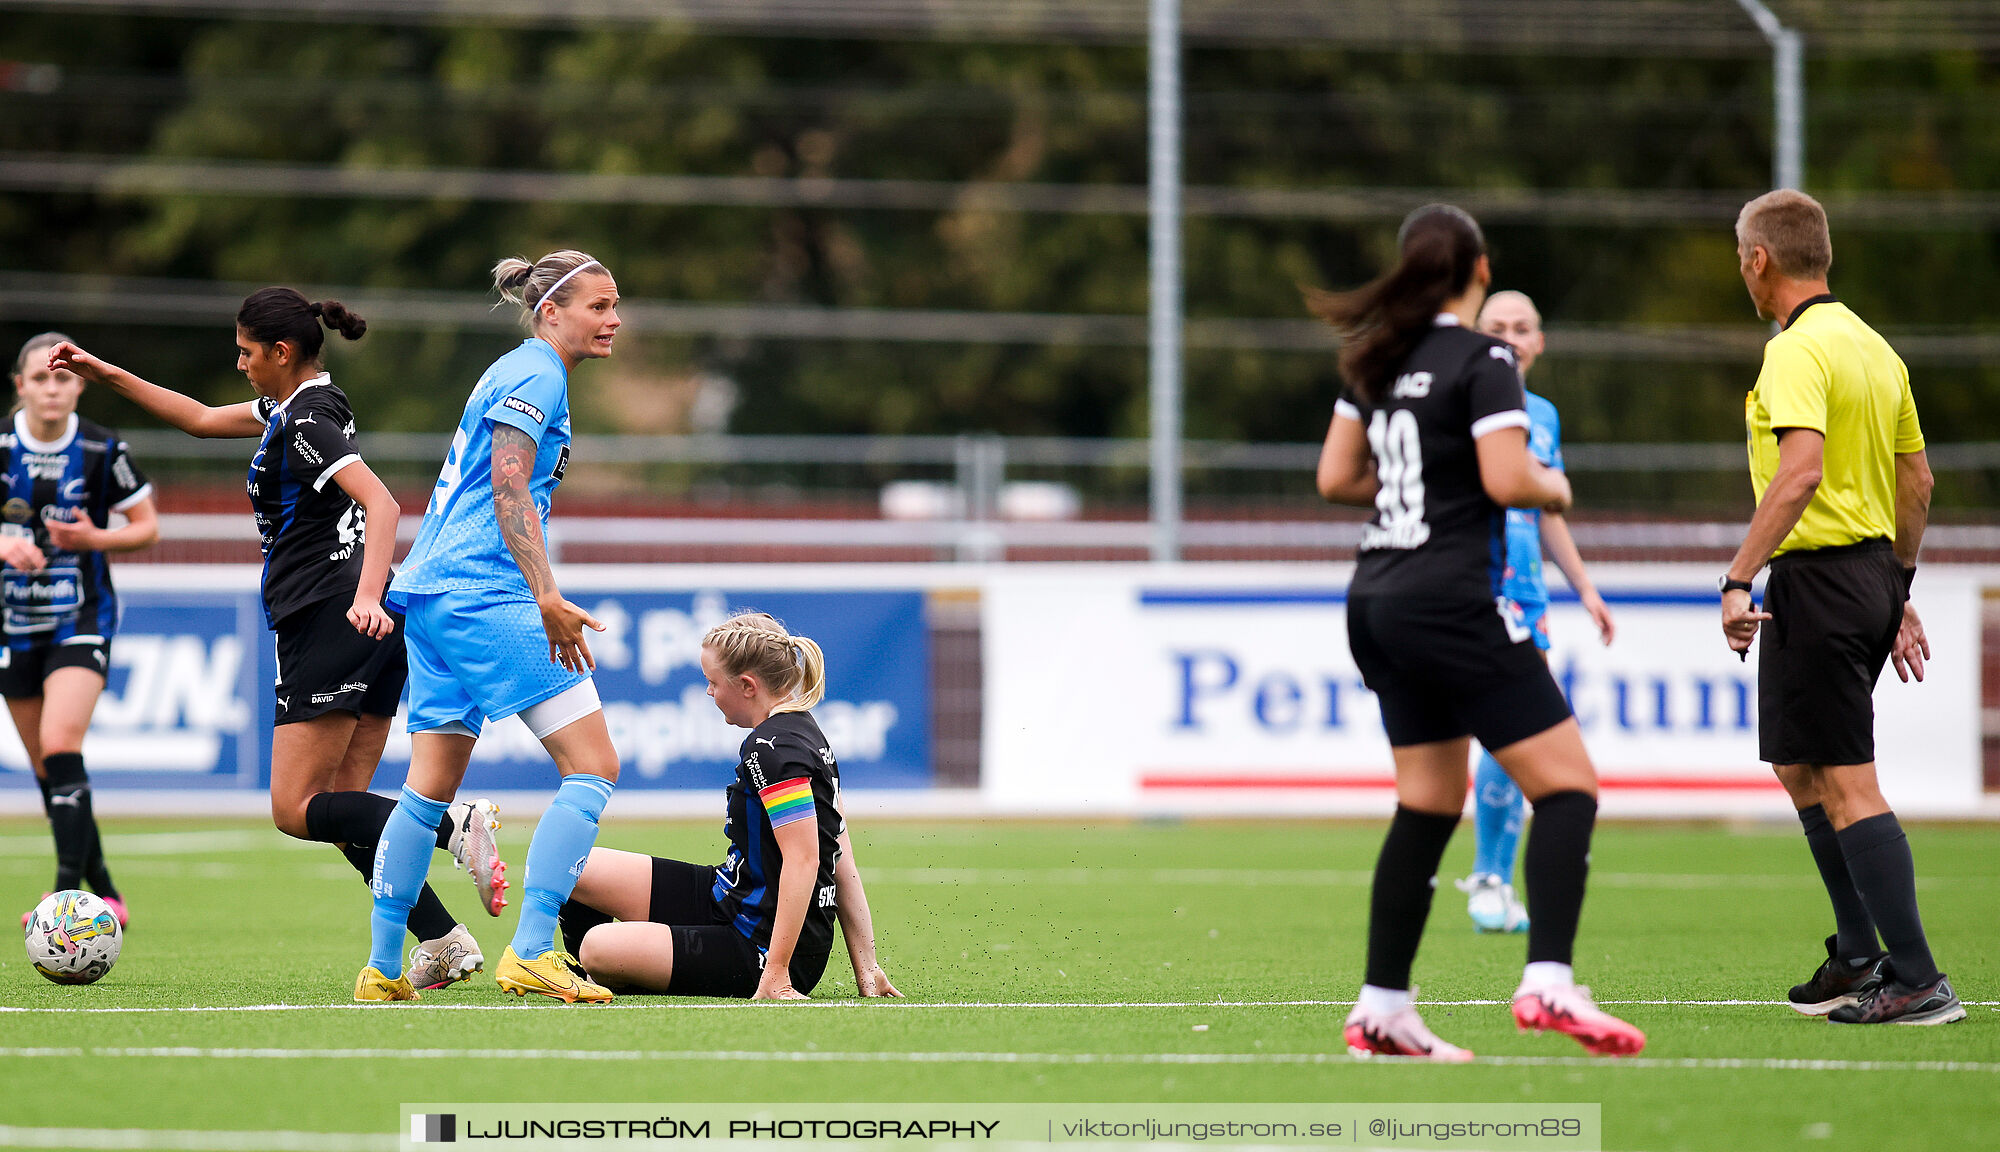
[1721,189,1963,1026]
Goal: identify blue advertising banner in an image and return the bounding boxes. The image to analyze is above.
[0,583,931,794]
[370,588,932,792]
[0,590,263,790]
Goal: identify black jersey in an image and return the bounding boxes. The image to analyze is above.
[248,376,370,628]
[0,413,151,647]
[711,709,843,957]
[1343,317,1529,602]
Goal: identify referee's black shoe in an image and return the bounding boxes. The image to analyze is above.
[1787,935,1888,1015]
[1828,971,1966,1026]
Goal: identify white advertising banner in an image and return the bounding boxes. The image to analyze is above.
[984,564,1984,817]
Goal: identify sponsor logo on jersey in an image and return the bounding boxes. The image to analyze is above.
[744,750,767,789]
[111,455,137,493]
[61,478,85,503]
[1391,371,1433,398]
[552,443,570,483]
[503,395,546,424]
[817,746,835,767]
[2,499,31,524]
[1489,345,1517,365]
[291,432,323,467]
[23,453,66,482]
[755,736,777,749]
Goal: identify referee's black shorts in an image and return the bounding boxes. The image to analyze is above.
[1347,594,1573,750]
[1759,537,1903,766]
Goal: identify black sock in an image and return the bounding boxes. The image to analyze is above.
[559,898,615,958]
[335,843,457,942]
[1836,813,1939,985]
[34,774,53,817]
[79,787,118,901]
[1362,805,1460,989]
[306,790,455,851]
[41,752,91,891]
[1523,790,1597,966]
[1797,804,1878,959]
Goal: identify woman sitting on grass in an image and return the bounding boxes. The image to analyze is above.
[558,612,900,1000]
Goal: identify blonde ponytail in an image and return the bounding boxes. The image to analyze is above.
[703,612,827,714]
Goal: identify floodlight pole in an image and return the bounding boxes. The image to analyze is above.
[1733,0,1804,190]
[1148,0,1183,562]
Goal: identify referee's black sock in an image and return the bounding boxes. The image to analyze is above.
[1362,805,1460,990]
[305,789,455,851]
[335,843,457,942]
[41,752,92,892]
[1796,803,1879,960]
[1836,813,1939,985]
[1523,790,1596,967]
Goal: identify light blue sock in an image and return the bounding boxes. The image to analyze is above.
[1472,750,1526,882]
[367,785,450,979]
[509,773,614,959]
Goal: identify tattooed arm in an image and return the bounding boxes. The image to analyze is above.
[492,423,602,672]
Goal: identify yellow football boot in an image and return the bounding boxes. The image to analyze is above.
[494,946,612,1004]
[354,965,420,1002]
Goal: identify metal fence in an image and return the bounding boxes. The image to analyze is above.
[123,431,2000,564]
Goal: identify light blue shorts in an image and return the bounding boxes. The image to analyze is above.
[1502,596,1552,653]
[401,588,590,736]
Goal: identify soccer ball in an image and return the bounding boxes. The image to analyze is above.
[23,890,121,985]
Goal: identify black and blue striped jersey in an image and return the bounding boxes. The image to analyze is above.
[711,709,843,956]
[248,375,370,628]
[0,413,151,647]
[1342,317,1528,603]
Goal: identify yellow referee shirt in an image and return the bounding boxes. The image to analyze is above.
[1746,297,1924,555]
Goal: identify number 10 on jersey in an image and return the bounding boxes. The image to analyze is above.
[1363,409,1431,551]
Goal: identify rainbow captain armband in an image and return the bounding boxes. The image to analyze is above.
[758,777,817,829]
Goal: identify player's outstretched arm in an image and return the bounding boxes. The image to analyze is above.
[492,423,601,672]
[832,822,901,998]
[753,814,819,1001]
[1539,512,1614,645]
[45,342,263,439]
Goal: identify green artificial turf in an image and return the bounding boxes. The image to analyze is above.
[1,816,1995,1151]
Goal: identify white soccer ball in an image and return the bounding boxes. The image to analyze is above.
[23,890,122,985]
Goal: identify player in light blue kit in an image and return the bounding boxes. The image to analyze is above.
[355,249,625,1002]
[1456,291,1616,932]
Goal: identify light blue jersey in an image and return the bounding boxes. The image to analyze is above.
[1499,391,1563,612]
[390,339,572,606]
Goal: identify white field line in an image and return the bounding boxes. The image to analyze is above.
[0,1127,391,1151]
[0,840,1990,891]
[1,999,1994,1014]
[863,868,1995,889]
[0,831,305,857]
[0,1045,1994,1075]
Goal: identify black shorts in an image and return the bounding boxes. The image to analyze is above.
[604,857,831,998]
[273,594,408,726]
[1759,538,1903,766]
[0,637,110,698]
[1347,594,1572,749]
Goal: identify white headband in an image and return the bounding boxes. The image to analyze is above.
[536,259,602,310]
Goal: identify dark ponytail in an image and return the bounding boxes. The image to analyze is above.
[1303,204,1487,405]
[237,287,366,362]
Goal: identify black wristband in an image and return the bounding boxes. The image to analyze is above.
[1901,565,1916,600]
